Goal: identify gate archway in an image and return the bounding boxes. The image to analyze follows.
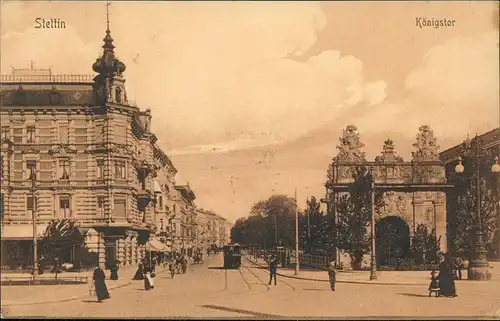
[325,125,453,267]
[375,216,410,266]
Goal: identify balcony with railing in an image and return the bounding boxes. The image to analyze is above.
[0,74,94,84]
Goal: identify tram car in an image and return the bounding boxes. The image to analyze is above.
[223,243,241,269]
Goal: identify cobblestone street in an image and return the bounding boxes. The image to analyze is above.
[2,254,499,319]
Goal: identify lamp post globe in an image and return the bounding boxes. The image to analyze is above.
[491,156,500,173]
[455,157,465,173]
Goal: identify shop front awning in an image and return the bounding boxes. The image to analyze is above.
[145,237,167,252]
[1,224,48,241]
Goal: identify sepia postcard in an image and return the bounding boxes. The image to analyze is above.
[0,1,499,319]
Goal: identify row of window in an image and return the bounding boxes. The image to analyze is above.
[1,124,127,144]
[17,195,131,219]
[3,159,127,180]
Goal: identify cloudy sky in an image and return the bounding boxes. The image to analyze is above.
[2,1,499,222]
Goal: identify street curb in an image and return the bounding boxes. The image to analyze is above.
[2,268,170,307]
[244,257,426,287]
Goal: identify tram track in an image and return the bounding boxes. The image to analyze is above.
[240,261,270,291]
[237,266,252,291]
[242,257,296,291]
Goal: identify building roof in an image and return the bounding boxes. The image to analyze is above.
[0,68,95,107]
[439,127,500,164]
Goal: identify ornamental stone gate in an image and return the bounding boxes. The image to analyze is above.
[325,125,453,268]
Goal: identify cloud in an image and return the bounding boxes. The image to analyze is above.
[351,30,499,147]
[401,30,499,138]
[1,2,387,151]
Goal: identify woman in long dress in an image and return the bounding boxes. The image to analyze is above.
[133,262,144,280]
[110,261,119,281]
[92,267,111,302]
[438,253,457,297]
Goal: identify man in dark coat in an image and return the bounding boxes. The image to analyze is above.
[92,266,110,302]
[268,255,278,286]
[328,261,336,291]
[181,256,188,274]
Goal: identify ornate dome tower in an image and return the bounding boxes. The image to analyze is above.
[92,3,128,106]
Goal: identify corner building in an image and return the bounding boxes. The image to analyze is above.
[0,26,177,269]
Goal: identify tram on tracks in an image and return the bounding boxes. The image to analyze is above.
[223,243,241,269]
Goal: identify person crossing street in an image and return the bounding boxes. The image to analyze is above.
[328,261,336,291]
[268,255,278,286]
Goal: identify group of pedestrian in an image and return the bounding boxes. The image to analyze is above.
[132,259,157,290]
[428,252,458,298]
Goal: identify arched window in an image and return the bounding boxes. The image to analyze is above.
[115,87,122,104]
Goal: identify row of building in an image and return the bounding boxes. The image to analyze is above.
[0,24,231,270]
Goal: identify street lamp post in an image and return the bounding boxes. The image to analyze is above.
[454,134,499,280]
[274,209,279,248]
[369,179,377,280]
[295,188,299,276]
[29,167,39,284]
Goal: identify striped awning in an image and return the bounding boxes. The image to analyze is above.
[145,237,167,252]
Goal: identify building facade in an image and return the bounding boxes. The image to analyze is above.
[195,208,210,252]
[0,26,178,269]
[172,185,197,256]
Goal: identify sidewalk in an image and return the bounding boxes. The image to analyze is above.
[245,256,500,286]
[1,265,167,307]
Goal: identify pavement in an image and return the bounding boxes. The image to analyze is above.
[1,264,168,307]
[2,253,499,319]
[245,256,500,286]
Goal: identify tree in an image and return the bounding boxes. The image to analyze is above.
[41,219,83,272]
[231,217,246,244]
[448,157,499,258]
[336,166,383,269]
[376,219,403,266]
[250,194,296,249]
[301,196,333,256]
[411,224,441,265]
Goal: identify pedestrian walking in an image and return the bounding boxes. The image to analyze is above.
[144,266,155,290]
[328,261,336,291]
[437,253,457,298]
[92,266,111,302]
[181,256,188,274]
[428,270,440,297]
[268,255,277,286]
[110,261,119,280]
[133,261,145,280]
[152,256,158,272]
[169,259,176,278]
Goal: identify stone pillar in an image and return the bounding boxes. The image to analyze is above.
[97,233,106,269]
[131,237,138,264]
[435,192,447,253]
[117,238,125,265]
[124,236,131,266]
